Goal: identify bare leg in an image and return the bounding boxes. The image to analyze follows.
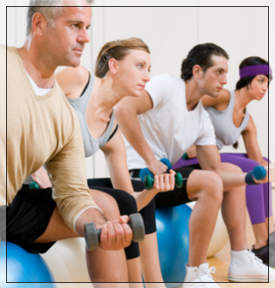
[34,207,79,242]
[186,170,223,267]
[139,232,166,287]
[220,163,248,251]
[35,190,130,286]
[89,189,143,286]
[126,257,143,287]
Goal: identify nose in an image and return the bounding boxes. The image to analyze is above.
[221,74,227,85]
[263,83,268,92]
[143,70,151,83]
[78,27,90,44]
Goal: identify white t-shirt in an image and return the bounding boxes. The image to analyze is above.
[124,74,216,170]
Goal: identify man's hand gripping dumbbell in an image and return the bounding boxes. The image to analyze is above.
[84,213,145,251]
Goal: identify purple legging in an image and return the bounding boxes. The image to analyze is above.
[172,153,272,225]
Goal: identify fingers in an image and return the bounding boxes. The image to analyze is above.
[153,171,175,192]
[99,217,133,250]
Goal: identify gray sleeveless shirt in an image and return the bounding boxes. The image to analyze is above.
[204,90,249,150]
[24,73,115,184]
[67,74,116,158]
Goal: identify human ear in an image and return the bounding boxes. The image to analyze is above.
[32,12,47,36]
[193,65,203,80]
[108,58,119,74]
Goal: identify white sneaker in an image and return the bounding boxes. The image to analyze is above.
[228,249,275,282]
[183,263,221,287]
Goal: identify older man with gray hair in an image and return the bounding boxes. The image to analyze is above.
[0,1,135,286]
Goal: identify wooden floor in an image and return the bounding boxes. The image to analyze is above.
[207,187,275,288]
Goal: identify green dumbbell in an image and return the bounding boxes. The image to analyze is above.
[29,181,39,189]
[139,158,183,190]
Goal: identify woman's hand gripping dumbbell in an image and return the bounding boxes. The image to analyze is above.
[84,213,145,251]
[139,158,183,190]
[245,164,275,185]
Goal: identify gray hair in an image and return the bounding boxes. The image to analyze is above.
[27,0,94,35]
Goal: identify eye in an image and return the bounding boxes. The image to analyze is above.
[71,23,80,29]
[137,63,143,69]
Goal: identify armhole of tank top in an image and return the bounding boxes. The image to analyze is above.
[107,125,119,142]
[80,73,91,97]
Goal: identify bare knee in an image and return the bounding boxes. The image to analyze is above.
[89,190,120,221]
[202,172,223,204]
[188,170,223,204]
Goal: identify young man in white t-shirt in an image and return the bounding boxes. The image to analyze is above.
[115,43,275,286]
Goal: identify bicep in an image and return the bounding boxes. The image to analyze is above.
[196,145,222,171]
[242,116,263,162]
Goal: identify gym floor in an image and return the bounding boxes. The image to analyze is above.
[208,187,275,287]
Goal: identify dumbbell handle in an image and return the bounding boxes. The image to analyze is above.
[84,213,145,251]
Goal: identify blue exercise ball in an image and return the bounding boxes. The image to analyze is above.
[0,241,56,287]
[156,204,191,288]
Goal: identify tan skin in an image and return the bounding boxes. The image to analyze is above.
[34,49,175,287]
[196,74,275,249]
[115,55,275,270]
[18,2,137,286]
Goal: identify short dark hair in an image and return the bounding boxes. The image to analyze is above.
[181,43,229,81]
[236,56,272,90]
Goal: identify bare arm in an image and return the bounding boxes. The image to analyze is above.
[242,115,268,166]
[115,89,167,175]
[31,166,52,188]
[101,125,175,211]
[196,145,245,190]
[201,89,231,110]
[185,145,197,159]
[196,145,274,190]
[55,66,89,99]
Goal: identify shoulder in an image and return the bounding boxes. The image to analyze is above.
[202,89,231,109]
[149,74,176,85]
[55,66,90,99]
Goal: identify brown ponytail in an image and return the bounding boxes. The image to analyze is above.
[95,37,150,78]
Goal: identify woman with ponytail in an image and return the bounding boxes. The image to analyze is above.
[177,56,274,267]
[54,38,174,286]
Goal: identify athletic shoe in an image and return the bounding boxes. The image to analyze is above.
[251,244,268,266]
[183,263,221,287]
[228,249,275,282]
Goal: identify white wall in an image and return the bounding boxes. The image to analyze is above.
[2,0,274,179]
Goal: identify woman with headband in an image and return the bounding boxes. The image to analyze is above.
[29,37,175,286]
[177,56,274,266]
